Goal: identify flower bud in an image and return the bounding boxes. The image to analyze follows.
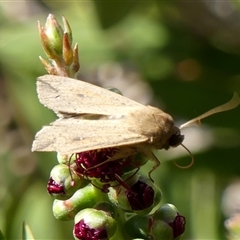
[63,33,73,66]
[115,175,162,214]
[38,14,80,76]
[47,164,83,200]
[62,15,72,46]
[57,153,76,165]
[124,215,149,239]
[38,14,63,59]
[53,184,97,220]
[152,204,186,239]
[73,208,117,240]
[151,220,174,240]
[94,202,116,218]
[71,43,80,74]
[75,148,136,191]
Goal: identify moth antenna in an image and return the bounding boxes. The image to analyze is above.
[174,144,194,169]
[180,92,240,129]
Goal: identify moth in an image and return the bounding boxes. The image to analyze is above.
[32,75,240,173]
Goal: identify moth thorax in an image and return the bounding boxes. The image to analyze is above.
[164,126,184,150]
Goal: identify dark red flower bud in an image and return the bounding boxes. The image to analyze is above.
[47,177,65,195]
[73,209,117,240]
[168,213,186,238]
[152,204,186,239]
[74,219,107,240]
[116,175,162,214]
[75,148,136,188]
[47,164,82,200]
[126,180,154,210]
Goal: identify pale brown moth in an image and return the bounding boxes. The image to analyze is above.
[32,75,240,174]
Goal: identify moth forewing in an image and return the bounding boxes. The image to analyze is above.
[36,75,143,116]
[32,116,148,154]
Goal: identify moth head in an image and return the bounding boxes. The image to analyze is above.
[165,126,194,169]
[163,126,184,150]
[168,128,185,148]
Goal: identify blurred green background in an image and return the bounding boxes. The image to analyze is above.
[1,1,240,239]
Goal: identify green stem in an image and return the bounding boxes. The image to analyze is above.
[111,206,131,240]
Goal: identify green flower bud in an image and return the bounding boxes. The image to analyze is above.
[71,43,80,75]
[38,14,80,76]
[38,14,63,59]
[53,184,97,220]
[94,202,116,218]
[63,33,73,66]
[116,175,162,215]
[57,153,76,165]
[124,215,149,239]
[47,164,84,200]
[152,204,186,239]
[151,220,174,240]
[153,204,179,223]
[62,15,72,46]
[125,204,185,240]
[73,208,117,240]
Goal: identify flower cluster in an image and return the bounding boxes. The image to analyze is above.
[38,14,80,77]
[74,148,136,189]
[37,14,186,240]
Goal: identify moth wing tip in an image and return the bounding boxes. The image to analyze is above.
[31,141,39,152]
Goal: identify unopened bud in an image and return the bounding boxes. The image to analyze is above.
[73,208,117,240]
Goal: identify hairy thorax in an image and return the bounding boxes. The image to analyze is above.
[127,106,179,149]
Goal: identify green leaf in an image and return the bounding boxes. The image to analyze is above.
[22,222,35,240]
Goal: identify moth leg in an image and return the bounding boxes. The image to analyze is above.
[85,147,137,172]
[142,149,160,182]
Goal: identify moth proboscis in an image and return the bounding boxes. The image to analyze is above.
[32,75,240,176]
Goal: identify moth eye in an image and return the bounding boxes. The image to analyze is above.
[168,132,185,148]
